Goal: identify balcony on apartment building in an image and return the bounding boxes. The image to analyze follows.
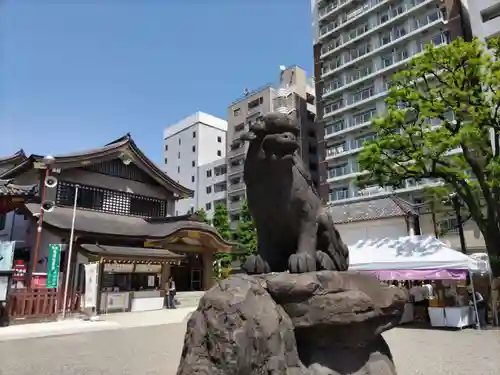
[325,133,377,160]
[327,162,361,182]
[322,48,410,99]
[318,0,349,21]
[228,159,244,176]
[228,196,245,212]
[228,177,246,193]
[320,7,446,79]
[323,83,388,118]
[324,108,377,140]
[327,177,441,203]
[228,141,246,160]
[319,0,432,44]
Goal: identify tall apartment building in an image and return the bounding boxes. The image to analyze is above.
[311,0,470,204]
[163,112,228,218]
[463,0,500,41]
[226,66,318,227]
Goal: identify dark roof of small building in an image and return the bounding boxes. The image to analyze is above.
[80,244,185,260]
[0,150,27,165]
[329,196,417,224]
[0,179,38,197]
[0,134,193,198]
[23,203,233,249]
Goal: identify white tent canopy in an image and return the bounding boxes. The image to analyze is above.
[349,235,472,271]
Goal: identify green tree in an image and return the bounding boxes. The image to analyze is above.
[235,199,257,262]
[211,204,233,280]
[490,255,500,277]
[358,37,500,256]
[212,204,232,241]
[193,208,210,224]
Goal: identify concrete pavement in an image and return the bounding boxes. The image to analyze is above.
[0,323,499,375]
[0,307,196,342]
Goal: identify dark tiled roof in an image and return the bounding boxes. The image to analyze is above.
[329,196,417,224]
[0,150,26,164]
[24,203,233,249]
[0,134,193,198]
[0,179,38,197]
[80,244,185,260]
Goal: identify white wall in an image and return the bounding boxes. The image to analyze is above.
[164,112,227,216]
[336,217,409,246]
[197,124,226,165]
[197,159,227,219]
[419,213,487,253]
[464,0,500,40]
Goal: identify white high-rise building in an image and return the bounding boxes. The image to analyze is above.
[311,0,471,204]
[463,0,500,41]
[163,112,228,218]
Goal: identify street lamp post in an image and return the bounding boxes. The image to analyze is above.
[30,155,55,287]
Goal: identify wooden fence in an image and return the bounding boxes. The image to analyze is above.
[7,288,80,320]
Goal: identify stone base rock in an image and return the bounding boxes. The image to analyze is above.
[177,271,408,375]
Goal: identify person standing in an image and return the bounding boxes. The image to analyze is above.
[468,287,487,328]
[165,276,176,309]
[410,281,426,321]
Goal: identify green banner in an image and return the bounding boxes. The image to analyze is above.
[46,244,62,289]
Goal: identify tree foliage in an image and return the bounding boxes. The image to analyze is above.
[212,204,232,241]
[211,204,233,280]
[358,37,500,255]
[235,199,257,262]
[193,208,210,224]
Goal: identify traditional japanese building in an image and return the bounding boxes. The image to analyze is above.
[0,150,37,247]
[0,134,232,313]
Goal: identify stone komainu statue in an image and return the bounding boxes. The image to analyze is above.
[239,113,349,274]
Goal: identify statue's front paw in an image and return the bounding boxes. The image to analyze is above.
[316,250,335,271]
[288,253,317,273]
[242,255,271,275]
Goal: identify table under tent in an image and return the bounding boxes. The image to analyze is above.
[348,235,488,329]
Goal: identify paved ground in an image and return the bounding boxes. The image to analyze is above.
[0,308,195,341]
[0,324,498,375]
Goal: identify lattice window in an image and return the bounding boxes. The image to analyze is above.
[56,181,167,218]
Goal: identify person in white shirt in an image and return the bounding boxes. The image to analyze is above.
[410,281,424,303]
[410,281,426,322]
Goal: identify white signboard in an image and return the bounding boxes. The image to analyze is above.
[84,263,99,309]
[135,264,162,273]
[0,276,9,301]
[0,241,15,271]
[106,292,129,310]
[104,263,134,273]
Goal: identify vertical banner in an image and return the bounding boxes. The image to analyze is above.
[46,244,62,289]
[0,241,15,272]
[84,263,98,308]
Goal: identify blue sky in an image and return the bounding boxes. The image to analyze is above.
[0,1,314,165]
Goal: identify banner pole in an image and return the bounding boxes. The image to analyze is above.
[62,185,79,319]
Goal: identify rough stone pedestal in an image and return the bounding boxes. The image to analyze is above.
[176,271,407,375]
